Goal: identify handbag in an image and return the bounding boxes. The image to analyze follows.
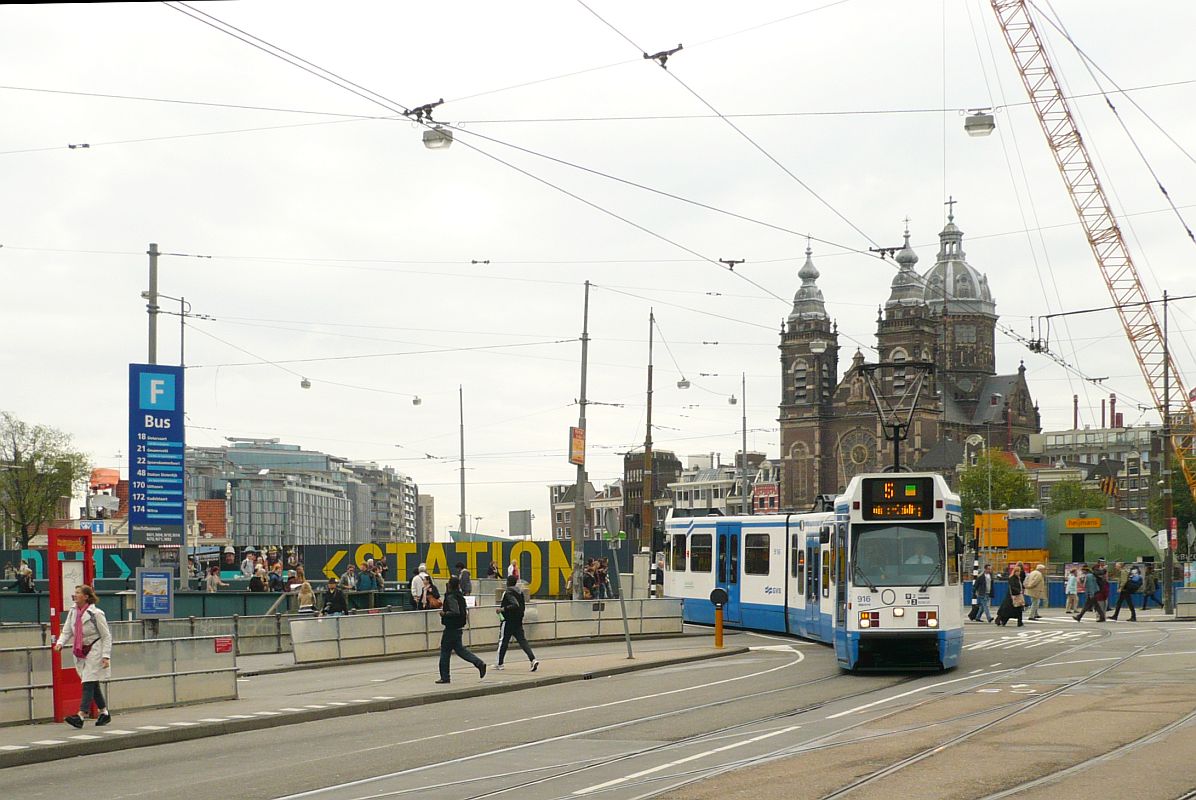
[1011,594,1025,608]
[426,594,442,609]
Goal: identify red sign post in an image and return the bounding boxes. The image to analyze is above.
[48,529,94,722]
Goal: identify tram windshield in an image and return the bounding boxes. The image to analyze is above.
[851,523,944,588]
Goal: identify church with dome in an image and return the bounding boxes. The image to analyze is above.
[777,206,1042,509]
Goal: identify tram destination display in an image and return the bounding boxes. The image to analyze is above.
[861,476,934,521]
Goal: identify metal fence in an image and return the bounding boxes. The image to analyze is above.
[0,636,237,725]
[290,598,684,664]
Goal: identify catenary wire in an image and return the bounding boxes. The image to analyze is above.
[574,0,880,249]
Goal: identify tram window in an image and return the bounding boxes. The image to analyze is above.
[790,534,801,578]
[946,519,961,585]
[671,534,687,572]
[744,534,770,575]
[690,534,713,573]
[797,548,806,594]
[717,536,727,582]
[729,535,739,584]
[822,548,831,598]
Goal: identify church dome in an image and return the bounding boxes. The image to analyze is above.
[886,229,926,308]
[788,245,829,323]
[920,207,995,316]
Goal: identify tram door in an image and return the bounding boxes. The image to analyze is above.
[832,522,849,663]
[715,523,741,624]
[804,536,821,636]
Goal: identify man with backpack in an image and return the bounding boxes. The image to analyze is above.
[495,575,540,672]
[1110,565,1142,621]
[435,576,486,684]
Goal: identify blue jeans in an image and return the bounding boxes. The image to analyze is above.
[976,596,992,621]
[439,626,483,681]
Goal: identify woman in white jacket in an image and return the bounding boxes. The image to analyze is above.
[53,584,113,728]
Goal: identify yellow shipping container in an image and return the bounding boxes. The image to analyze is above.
[974,512,1008,548]
[1006,548,1050,568]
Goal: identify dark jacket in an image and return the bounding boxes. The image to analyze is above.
[441,590,468,629]
[972,572,992,598]
[458,569,473,596]
[323,588,349,615]
[357,571,377,592]
[500,586,526,624]
[1007,574,1023,596]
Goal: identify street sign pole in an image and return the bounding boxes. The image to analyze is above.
[605,528,633,659]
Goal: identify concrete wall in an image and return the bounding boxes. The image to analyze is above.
[0,636,237,725]
[290,599,684,664]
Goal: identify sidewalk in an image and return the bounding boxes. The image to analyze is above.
[0,635,744,769]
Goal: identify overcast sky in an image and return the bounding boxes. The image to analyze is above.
[2,1,1194,538]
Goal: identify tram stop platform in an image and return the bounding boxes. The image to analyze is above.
[0,633,742,769]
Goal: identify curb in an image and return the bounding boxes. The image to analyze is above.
[0,645,749,769]
[239,631,696,676]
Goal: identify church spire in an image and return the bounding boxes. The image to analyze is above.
[788,243,828,325]
[885,221,925,308]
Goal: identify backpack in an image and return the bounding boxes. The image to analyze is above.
[1095,573,1109,600]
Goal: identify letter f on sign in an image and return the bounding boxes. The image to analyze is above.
[149,379,166,405]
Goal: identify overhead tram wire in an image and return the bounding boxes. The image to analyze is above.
[188,336,575,369]
[156,2,1140,396]
[1035,1,1196,250]
[9,78,1196,127]
[574,0,881,249]
[166,3,811,307]
[962,0,1089,421]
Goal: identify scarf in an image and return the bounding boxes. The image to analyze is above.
[71,604,88,658]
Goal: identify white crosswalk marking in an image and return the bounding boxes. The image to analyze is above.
[965,629,1098,651]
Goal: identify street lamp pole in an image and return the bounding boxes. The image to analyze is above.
[572,281,591,599]
[459,385,467,546]
[1163,291,1175,614]
[641,310,655,554]
[741,372,750,515]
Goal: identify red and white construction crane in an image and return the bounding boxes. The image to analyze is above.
[989,1,1196,511]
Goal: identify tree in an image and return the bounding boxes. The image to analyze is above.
[1149,467,1196,557]
[1046,480,1108,516]
[0,412,90,548]
[957,450,1035,531]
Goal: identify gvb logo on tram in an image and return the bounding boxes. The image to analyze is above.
[662,472,964,671]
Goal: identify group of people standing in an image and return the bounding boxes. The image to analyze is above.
[969,562,1048,626]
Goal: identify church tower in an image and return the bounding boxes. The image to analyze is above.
[778,246,838,510]
[920,205,997,411]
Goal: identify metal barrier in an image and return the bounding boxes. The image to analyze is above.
[290,599,684,664]
[0,636,237,725]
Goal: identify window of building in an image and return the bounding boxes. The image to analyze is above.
[671,534,687,572]
[744,533,770,575]
[690,533,713,572]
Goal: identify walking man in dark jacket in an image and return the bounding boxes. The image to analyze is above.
[969,565,994,623]
[436,576,486,684]
[495,575,540,672]
[1074,565,1107,622]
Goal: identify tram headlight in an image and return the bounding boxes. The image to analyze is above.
[928,617,939,628]
[892,607,905,618]
[859,611,880,628]
[917,610,939,628]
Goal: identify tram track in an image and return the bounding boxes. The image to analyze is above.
[277,650,911,800]
[446,664,915,800]
[813,627,1175,799]
[636,623,1129,799]
[460,628,1114,800]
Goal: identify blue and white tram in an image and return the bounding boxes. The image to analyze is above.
[663,471,964,671]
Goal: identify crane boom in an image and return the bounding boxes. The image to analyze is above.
[990,0,1196,499]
